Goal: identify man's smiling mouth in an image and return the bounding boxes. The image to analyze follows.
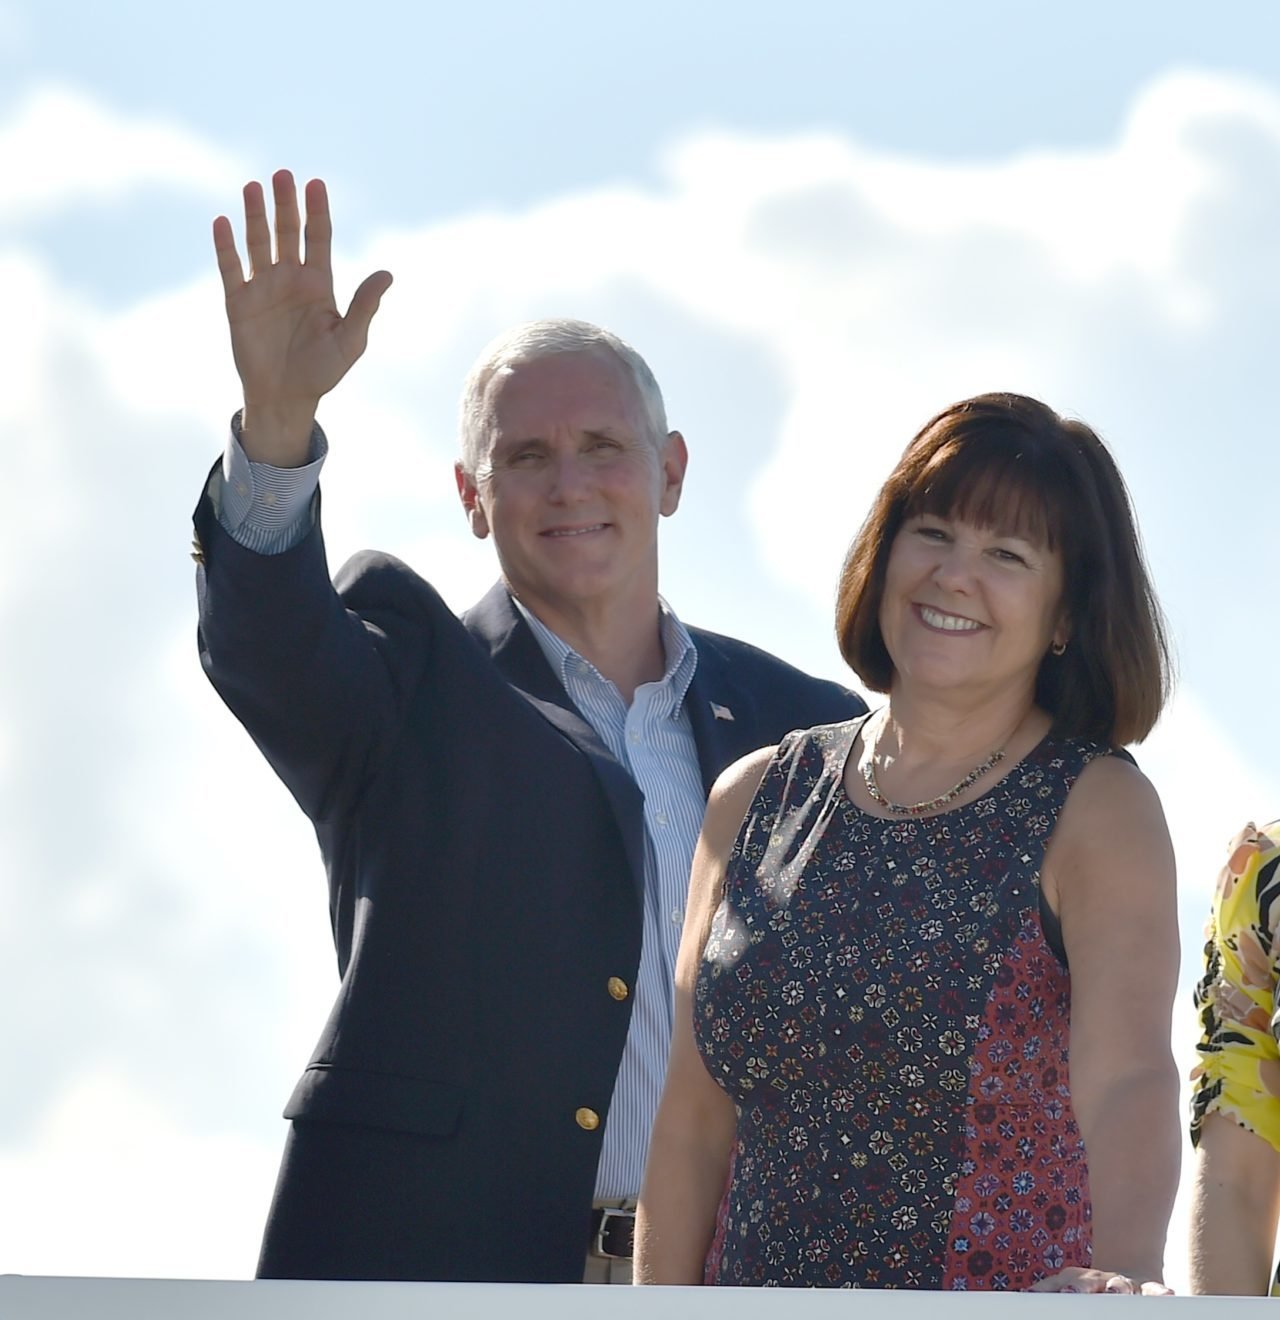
[543,524,608,538]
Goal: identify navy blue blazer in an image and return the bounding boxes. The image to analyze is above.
[194,485,865,1282]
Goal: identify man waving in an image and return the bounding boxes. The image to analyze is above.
[194,170,864,1284]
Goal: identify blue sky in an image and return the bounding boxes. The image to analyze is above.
[4,0,1280,1288]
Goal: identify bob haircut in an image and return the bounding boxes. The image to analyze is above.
[835,392,1171,745]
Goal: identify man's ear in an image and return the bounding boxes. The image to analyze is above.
[455,463,490,539]
[658,431,689,518]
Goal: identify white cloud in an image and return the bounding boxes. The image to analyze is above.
[0,1071,275,1278]
[0,85,244,224]
[0,250,79,613]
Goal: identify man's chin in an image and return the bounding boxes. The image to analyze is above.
[509,571,641,619]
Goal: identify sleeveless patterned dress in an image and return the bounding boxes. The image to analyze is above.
[695,716,1112,1289]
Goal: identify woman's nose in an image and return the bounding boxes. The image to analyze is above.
[930,546,978,592]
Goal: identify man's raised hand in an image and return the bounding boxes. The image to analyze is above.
[213,170,392,466]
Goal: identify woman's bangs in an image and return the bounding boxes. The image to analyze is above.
[905,441,1065,550]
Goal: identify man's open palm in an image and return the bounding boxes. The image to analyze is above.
[213,170,391,461]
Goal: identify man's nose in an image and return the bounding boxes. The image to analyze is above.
[546,454,592,501]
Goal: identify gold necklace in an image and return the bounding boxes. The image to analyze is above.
[862,728,1007,817]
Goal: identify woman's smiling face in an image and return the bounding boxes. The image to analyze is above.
[878,512,1067,703]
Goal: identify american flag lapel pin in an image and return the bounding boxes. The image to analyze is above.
[711,702,735,721]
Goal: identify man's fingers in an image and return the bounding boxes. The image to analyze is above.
[211,215,244,294]
[302,178,332,272]
[243,180,272,277]
[342,269,394,346]
[272,169,302,267]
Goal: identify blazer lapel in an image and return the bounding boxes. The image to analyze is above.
[461,583,647,895]
[684,630,759,795]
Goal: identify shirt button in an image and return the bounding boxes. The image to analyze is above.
[607,976,629,1001]
[655,810,669,827]
[235,481,249,497]
[671,908,683,926]
[627,729,641,743]
[575,1107,600,1131]
[262,490,278,506]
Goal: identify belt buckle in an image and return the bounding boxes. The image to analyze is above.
[593,1206,635,1259]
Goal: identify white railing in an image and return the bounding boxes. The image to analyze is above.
[0,1276,1256,1320]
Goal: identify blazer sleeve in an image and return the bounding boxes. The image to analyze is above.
[194,474,451,824]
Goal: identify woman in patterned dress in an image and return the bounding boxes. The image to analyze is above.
[1189,823,1280,1294]
[634,393,1179,1292]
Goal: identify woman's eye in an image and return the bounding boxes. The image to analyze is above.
[992,547,1026,565]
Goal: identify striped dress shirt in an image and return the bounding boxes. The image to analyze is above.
[515,602,706,1199]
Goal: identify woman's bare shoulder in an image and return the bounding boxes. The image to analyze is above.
[703,745,777,850]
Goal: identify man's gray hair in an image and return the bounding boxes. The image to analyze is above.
[458,318,669,476]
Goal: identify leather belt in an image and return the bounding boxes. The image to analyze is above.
[590,1206,635,1259]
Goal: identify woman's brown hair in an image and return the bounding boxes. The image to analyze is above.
[835,393,1171,744]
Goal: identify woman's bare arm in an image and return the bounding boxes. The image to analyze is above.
[633,747,775,1284]
[1031,756,1179,1294]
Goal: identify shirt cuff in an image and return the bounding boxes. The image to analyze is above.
[212,410,328,554]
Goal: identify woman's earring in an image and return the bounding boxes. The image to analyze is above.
[1050,640,1067,657]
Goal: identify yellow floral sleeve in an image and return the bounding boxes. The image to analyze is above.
[1191,821,1280,1154]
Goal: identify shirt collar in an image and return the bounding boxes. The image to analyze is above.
[512,594,698,715]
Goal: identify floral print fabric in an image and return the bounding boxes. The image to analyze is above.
[695,717,1110,1289]
[1191,822,1280,1144]
[1190,821,1280,1295]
